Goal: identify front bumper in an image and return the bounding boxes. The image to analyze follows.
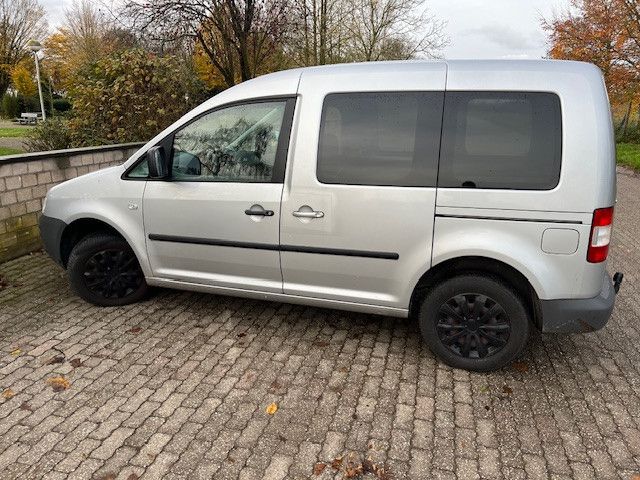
[39,214,67,267]
[540,272,621,333]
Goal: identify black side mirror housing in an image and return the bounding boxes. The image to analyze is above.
[147,146,169,179]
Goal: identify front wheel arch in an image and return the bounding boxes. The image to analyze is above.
[60,218,126,268]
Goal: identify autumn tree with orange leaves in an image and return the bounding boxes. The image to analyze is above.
[543,0,640,135]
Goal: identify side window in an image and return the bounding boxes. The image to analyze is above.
[171,100,289,182]
[317,92,444,187]
[438,92,562,190]
[126,159,149,178]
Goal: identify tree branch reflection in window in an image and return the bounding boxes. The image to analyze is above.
[172,102,286,182]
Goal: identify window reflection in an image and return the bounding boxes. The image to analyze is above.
[172,102,286,182]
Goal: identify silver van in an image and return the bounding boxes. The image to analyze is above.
[39,60,622,371]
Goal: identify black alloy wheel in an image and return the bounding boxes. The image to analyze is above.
[82,249,143,299]
[436,293,511,359]
[67,233,150,306]
[418,274,530,372]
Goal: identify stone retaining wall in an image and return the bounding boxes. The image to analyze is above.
[0,143,144,263]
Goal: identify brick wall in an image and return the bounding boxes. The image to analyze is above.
[0,143,144,263]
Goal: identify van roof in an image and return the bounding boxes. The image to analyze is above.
[254,58,599,82]
[204,59,602,110]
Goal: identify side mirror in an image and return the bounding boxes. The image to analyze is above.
[147,146,169,179]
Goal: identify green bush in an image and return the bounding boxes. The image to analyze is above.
[24,116,75,152]
[68,49,207,146]
[616,124,640,144]
[53,98,72,113]
[1,94,20,119]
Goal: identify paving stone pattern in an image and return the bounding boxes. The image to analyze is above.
[0,169,639,479]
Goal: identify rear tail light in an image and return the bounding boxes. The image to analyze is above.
[587,207,614,263]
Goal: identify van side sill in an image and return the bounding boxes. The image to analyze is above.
[146,277,409,318]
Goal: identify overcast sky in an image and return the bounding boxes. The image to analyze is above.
[39,0,572,59]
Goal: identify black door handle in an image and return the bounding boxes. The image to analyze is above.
[245,205,274,216]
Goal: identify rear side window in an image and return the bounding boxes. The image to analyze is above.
[438,92,562,190]
[317,92,444,187]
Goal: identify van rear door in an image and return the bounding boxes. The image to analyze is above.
[279,63,446,313]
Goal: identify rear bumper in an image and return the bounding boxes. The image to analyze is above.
[39,214,67,267]
[540,272,619,333]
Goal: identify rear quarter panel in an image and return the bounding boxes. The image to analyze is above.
[434,60,615,300]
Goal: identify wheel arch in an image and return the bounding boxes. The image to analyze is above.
[60,217,130,268]
[409,256,542,329]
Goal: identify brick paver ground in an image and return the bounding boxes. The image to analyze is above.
[1,169,640,480]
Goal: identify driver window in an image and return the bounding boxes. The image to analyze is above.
[171,101,287,182]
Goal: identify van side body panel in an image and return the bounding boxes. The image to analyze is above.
[41,166,151,276]
[280,62,447,309]
[38,60,618,332]
[434,60,616,306]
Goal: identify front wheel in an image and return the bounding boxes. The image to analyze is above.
[418,274,530,372]
[67,233,149,306]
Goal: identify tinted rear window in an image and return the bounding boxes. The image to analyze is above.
[317,92,444,187]
[438,92,562,190]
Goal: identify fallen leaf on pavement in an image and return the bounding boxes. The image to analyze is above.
[10,349,21,356]
[46,355,65,365]
[313,463,326,475]
[512,362,529,373]
[266,402,278,415]
[362,458,376,474]
[70,358,82,368]
[95,474,116,480]
[331,456,343,470]
[19,402,34,411]
[502,385,513,395]
[345,467,360,478]
[127,327,142,334]
[2,389,15,399]
[47,376,70,392]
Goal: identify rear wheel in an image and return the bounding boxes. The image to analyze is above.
[67,233,149,306]
[418,274,530,371]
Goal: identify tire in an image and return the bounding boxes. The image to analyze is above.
[67,233,149,307]
[418,274,530,372]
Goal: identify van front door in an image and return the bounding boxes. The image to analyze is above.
[279,64,446,313]
[143,98,295,292]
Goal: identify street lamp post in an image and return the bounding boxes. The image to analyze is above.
[26,40,46,122]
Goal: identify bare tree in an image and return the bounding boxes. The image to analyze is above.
[45,0,138,91]
[0,0,47,98]
[63,0,111,64]
[346,0,448,61]
[123,0,290,87]
[285,0,447,67]
[287,0,350,65]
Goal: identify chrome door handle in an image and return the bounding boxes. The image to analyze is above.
[293,209,324,218]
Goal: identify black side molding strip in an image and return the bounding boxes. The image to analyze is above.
[148,234,279,251]
[280,244,399,260]
[148,234,399,260]
[435,214,583,225]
